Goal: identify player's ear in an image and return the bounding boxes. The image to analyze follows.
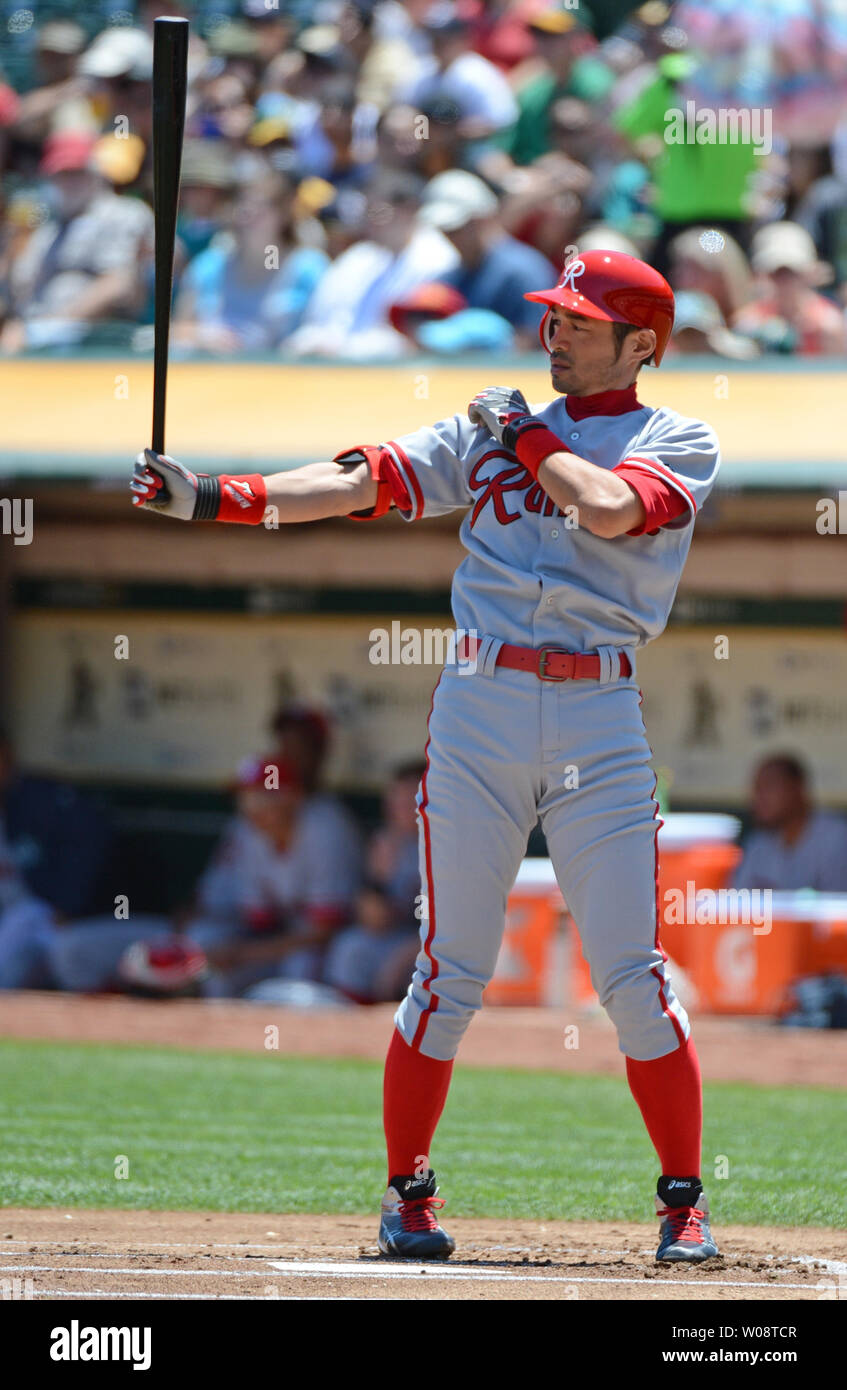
[631,328,657,367]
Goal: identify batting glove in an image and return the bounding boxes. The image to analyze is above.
[468,385,569,480]
[130,448,207,521]
[131,450,267,523]
[468,385,533,446]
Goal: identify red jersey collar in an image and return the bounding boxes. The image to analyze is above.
[565,384,642,421]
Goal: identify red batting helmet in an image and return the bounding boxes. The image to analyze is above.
[524,249,675,367]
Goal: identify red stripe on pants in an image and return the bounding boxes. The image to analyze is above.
[412,672,443,1051]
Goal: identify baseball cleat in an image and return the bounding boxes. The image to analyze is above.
[378,1170,456,1260]
[655,1176,720,1263]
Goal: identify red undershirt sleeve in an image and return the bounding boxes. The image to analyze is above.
[613,461,691,536]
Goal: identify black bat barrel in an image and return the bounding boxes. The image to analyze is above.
[151,16,189,456]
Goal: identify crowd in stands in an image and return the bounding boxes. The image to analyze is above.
[1,1,847,358]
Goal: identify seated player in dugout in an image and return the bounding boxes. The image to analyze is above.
[132,250,721,1266]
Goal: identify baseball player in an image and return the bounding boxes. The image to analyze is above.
[131,250,721,1265]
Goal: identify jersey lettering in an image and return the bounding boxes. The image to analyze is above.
[468,454,532,526]
[468,454,565,526]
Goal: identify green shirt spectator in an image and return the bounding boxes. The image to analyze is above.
[613,55,759,224]
[501,4,614,167]
[507,54,615,166]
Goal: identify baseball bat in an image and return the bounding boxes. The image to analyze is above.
[151,16,189,457]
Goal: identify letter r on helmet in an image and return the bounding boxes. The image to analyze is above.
[559,258,586,292]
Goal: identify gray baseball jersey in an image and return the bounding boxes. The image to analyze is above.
[381,399,719,653]
[358,393,720,1061]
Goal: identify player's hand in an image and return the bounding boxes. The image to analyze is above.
[130,448,201,521]
[468,385,534,446]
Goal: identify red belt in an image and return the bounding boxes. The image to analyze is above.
[458,636,632,682]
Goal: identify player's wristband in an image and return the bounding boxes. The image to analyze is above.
[191,474,267,524]
[502,415,571,480]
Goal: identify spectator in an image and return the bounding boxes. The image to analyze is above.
[8,20,88,148]
[175,140,237,266]
[187,68,257,148]
[242,1,297,70]
[541,96,647,234]
[499,157,590,270]
[465,0,537,73]
[204,18,265,100]
[665,289,759,359]
[76,26,155,151]
[1,129,153,353]
[781,145,833,224]
[339,0,424,111]
[794,121,847,297]
[308,181,368,260]
[734,755,847,893]
[577,225,640,257]
[732,223,847,357]
[186,756,361,997]
[377,96,466,180]
[286,168,458,358]
[613,52,759,274]
[0,731,113,990]
[400,2,519,143]
[505,5,613,167]
[325,760,425,1001]
[415,168,557,348]
[458,0,531,71]
[291,75,377,190]
[666,226,752,327]
[173,168,328,353]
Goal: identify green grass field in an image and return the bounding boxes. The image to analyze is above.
[1,1039,845,1227]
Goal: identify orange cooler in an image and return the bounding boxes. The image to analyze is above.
[690,918,806,1013]
[487,859,563,1006]
[803,899,847,975]
[656,815,741,968]
[687,894,847,1014]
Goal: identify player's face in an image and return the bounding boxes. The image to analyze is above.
[546,307,645,395]
[769,265,805,311]
[239,787,299,844]
[445,218,484,262]
[750,765,798,828]
[384,774,421,835]
[274,725,322,790]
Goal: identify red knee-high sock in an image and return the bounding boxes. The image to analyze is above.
[383,1028,453,1182]
[625,1036,702,1178]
